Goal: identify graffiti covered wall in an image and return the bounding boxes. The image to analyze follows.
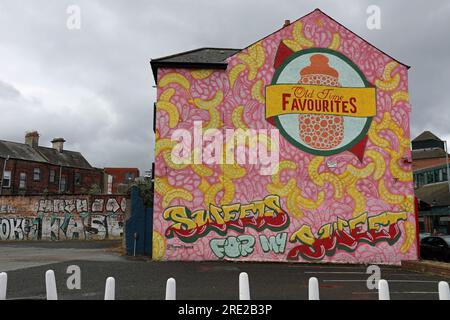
[153,10,416,264]
[0,195,126,240]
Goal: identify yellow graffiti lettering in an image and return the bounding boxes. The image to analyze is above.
[290,225,315,246]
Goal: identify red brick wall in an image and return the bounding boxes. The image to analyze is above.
[104,168,140,193]
[0,158,103,195]
[413,157,448,171]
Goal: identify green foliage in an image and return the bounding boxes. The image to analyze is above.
[89,183,102,195]
[127,179,154,208]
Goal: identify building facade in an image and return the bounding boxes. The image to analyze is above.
[104,167,140,194]
[0,132,104,195]
[151,9,417,264]
[412,131,450,234]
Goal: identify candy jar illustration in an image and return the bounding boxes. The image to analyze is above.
[298,54,344,150]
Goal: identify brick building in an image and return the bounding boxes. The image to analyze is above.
[412,131,450,234]
[0,131,104,195]
[104,167,140,194]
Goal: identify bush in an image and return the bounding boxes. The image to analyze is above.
[127,179,154,208]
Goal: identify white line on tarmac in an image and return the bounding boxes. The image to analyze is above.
[323,280,439,283]
[288,266,374,270]
[305,271,367,274]
[352,291,439,295]
[305,272,424,276]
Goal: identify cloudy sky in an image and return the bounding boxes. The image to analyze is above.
[0,0,449,173]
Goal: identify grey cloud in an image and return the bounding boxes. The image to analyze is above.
[0,80,21,100]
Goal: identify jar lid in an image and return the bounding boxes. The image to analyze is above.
[300,54,339,78]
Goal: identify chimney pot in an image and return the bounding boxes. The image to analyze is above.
[284,19,291,27]
[25,131,40,149]
[51,138,66,153]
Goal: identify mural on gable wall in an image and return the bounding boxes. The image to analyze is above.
[153,10,417,264]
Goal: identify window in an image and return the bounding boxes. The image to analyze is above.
[426,171,435,184]
[60,176,66,192]
[2,171,11,187]
[74,172,81,186]
[49,170,56,183]
[19,173,26,189]
[416,173,425,187]
[434,169,440,183]
[33,168,40,181]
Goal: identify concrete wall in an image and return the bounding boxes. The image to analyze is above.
[0,194,127,240]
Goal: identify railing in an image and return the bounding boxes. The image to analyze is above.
[0,271,449,300]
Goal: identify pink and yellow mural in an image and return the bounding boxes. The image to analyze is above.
[152,9,417,264]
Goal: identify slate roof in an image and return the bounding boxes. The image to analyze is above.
[415,182,450,207]
[0,140,47,163]
[37,146,92,169]
[413,131,442,142]
[0,140,93,169]
[150,48,240,82]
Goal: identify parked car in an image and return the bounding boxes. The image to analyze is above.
[419,232,431,241]
[420,236,450,262]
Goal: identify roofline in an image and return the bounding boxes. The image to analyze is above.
[315,9,410,69]
[0,139,84,155]
[150,8,411,84]
[151,47,241,63]
[0,154,48,165]
[150,47,241,83]
[412,132,443,142]
[0,155,94,169]
[0,139,94,170]
[235,9,410,69]
[150,60,229,85]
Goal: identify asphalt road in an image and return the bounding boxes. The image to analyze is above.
[1,241,448,300]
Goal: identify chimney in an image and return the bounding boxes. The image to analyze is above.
[25,131,40,149]
[283,20,290,27]
[51,138,66,153]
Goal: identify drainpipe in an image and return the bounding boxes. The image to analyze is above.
[0,155,10,195]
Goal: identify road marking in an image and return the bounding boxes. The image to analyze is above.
[325,279,440,283]
[305,271,367,274]
[305,272,425,276]
[288,265,377,270]
[352,291,439,295]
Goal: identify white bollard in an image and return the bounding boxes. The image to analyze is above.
[378,279,390,300]
[165,278,176,300]
[104,277,115,300]
[239,272,250,300]
[0,272,7,300]
[308,277,320,300]
[45,270,58,300]
[438,281,450,300]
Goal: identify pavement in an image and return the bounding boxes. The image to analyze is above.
[0,241,449,300]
